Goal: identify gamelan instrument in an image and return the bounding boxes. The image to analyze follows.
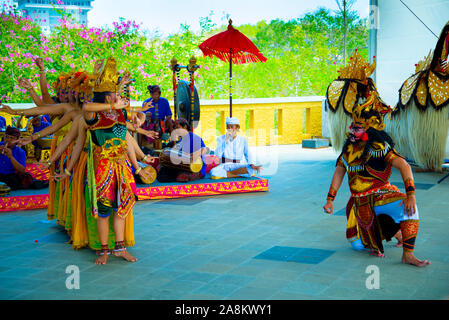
[159,148,202,173]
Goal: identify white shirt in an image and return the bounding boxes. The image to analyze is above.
[214,134,254,165]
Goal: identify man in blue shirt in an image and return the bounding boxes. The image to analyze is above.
[142,85,173,135]
[29,115,52,134]
[157,118,207,183]
[0,126,30,190]
[0,116,6,130]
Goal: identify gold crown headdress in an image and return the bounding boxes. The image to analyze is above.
[52,72,73,91]
[68,71,95,98]
[93,57,120,93]
[352,94,391,131]
[338,49,376,84]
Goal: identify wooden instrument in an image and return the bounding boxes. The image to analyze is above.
[139,165,157,185]
[0,182,11,197]
[159,148,202,173]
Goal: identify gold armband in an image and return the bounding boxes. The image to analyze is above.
[135,167,142,175]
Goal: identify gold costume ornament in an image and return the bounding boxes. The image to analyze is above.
[352,95,391,131]
[52,71,73,92]
[68,71,96,100]
[93,57,120,93]
[325,49,388,152]
[385,20,449,171]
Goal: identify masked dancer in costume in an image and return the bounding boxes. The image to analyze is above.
[323,93,430,267]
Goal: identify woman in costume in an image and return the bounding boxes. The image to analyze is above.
[323,93,430,267]
[79,57,149,264]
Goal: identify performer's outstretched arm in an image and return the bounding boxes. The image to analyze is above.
[391,156,416,216]
[34,57,55,104]
[0,102,73,117]
[17,78,45,107]
[18,110,79,146]
[125,133,151,181]
[53,120,87,182]
[49,114,82,163]
[323,165,346,214]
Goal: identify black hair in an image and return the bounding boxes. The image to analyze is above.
[93,91,112,103]
[339,127,396,162]
[175,118,191,132]
[148,85,161,94]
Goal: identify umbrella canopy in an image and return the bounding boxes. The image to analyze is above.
[199,19,267,116]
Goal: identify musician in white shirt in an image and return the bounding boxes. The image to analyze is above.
[211,117,262,179]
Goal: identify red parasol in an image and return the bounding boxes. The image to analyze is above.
[199,19,267,116]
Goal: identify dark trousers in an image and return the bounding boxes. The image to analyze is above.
[0,172,48,190]
[156,166,203,183]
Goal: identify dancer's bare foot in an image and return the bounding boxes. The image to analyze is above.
[113,249,137,262]
[401,252,430,267]
[95,252,109,265]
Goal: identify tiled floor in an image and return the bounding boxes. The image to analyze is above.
[0,145,448,300]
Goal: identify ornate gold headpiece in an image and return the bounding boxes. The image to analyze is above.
[93,57,120,93]
[352,94,391,131]
[52,72,73,91]
[69,71,95,96]
[338,50,376,84]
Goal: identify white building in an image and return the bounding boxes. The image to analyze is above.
[16,0,94,33]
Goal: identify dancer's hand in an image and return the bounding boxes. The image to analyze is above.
[323,200,334,214]
[141,129,158,139]
[18,78,33,90]
[16,136,34,146]
[0,103,17,115]
[142,100,152,111]
[52,171,69,182]
[113,97,129,110]
[33,57,45,71]
[138,167,151,181]
[119,71,132,86]
[400,195,416,217]
[93,59,105,74]
[143,155,156,165]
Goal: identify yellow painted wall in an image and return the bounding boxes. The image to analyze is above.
[171,99,324,149]
[2,98,324,150]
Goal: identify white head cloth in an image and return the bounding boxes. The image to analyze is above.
[225,117,240,125]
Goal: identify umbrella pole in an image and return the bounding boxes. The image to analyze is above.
[229,53,233,117]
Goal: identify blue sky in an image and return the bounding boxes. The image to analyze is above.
[87,0,369,36]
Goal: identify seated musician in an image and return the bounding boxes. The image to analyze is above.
[142,85,174,137]
[210,117,262,179]
[0,116,6,130]
[139,111,157,155]
[0,126,47,190]
[157,118,207,183]
[28,115,52,159]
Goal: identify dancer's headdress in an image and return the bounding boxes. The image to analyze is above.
[52,72,73,92]
[338,49,376,84]
[352,94,391,131]
[93,57,120,93]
